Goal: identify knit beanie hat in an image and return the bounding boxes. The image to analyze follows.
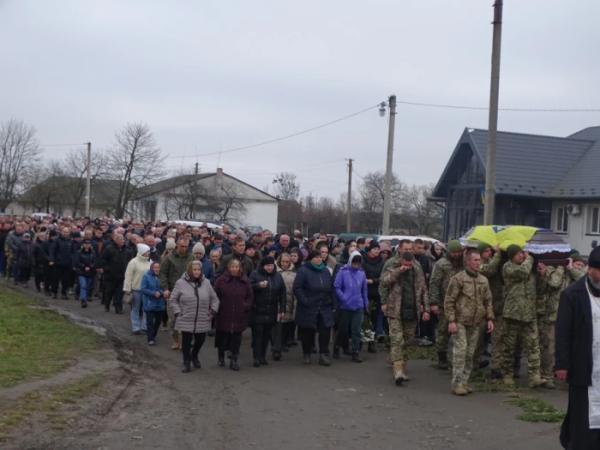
[477,242,492,253]
[506,244,522,261]
[571,253,585,264]
[367,241,380,252]
[589,247,600,269]
[165,238,176,251]
[261,256,275,267]
[192,242,205,255]
[447,240,463,253]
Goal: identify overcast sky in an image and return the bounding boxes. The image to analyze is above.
[1,0,599,200]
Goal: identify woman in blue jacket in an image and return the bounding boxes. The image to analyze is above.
[333,251,369,362]
[140,261,166,345]
[293,250,335,366]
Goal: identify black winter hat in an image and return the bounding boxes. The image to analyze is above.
[367,241,380,251]
[260,256,275,267]
[589,246,600,269]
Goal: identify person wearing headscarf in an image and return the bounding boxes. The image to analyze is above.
[214,258,253,370]
[171,260,220,373]
[124,243,152,334]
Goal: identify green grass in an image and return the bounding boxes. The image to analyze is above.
[508,394,565,423]
[0,289,102,387]
[0,374,105,439]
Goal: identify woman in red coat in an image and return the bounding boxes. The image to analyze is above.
[214,259,254,370]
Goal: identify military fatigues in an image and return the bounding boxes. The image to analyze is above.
[380,261,428,363]
[445,270,494,388]
[536,265,585,381]
[429,257,463,354]
[479,252,504,372]
[501,255,541,383]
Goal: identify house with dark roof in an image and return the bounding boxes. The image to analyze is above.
[8,176,120,217]
[127,168,278,230]
[431,126,600,253]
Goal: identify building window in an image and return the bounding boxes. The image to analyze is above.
[589,206,600,234]
[556,206,568,233]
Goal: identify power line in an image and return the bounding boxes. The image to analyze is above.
[167,103,381,159]
[395,99,600,112]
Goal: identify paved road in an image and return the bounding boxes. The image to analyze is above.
[18,289,566,450]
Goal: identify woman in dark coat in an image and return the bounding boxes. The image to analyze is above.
[214,259,254,371]
[293,250,336,366]
[249,256,286,367]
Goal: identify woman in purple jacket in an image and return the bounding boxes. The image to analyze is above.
[214,259,253,371]
[333,251,369,362]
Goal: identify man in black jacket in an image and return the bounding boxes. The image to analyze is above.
[49,227,74,299]
[100,233,130,314]
[556,246,600,449]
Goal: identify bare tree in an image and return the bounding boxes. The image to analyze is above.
[401,184,443,237]
[162,173,208,220]
[108,123,164,218]
[63,148,108,216]
[272,172,300,201]
[213,181,247,224]
[0,119,40,210]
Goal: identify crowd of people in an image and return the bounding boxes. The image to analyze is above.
[0,215,595,397]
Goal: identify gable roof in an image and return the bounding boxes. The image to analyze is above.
[133,174,213,198]
[433,127,599,199]
[132,172,278,202]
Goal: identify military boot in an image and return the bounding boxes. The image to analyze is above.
[393,361,408,386]
[437,352,449,370]
[502,375,515,387]
[367,342,377,353]
[528,375,547,389]
[452,384,468,396]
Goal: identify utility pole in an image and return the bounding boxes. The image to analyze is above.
[346,158,353,232]
[483,1,503,225]
[85,142,91,217]
[382,94,397,234]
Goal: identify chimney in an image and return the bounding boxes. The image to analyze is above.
[216,167,224,177]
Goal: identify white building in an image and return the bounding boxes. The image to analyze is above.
[128,168,278,230]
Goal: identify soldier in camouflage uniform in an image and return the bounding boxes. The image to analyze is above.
[478,244,504,378]
[535,260,585,387]
[445,249,494,395]
[501,245,545,388]
[429,239,464,370]
[380,252,429,386]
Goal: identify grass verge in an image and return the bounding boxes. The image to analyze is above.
[0,288,102,387]
[508,394,565,423]
[0,374,105,440]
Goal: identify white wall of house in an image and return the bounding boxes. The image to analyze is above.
[552,201,600,255]
[242,201,278,231]
[128,173,279,230]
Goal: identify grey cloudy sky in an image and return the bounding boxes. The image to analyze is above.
[1,0,599,199]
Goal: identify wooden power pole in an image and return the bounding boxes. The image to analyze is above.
[382,95,397,234]
[346,158,353,232]
[483,1,503,225]
[85,142,91,217]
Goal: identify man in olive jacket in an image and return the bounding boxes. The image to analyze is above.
[445,249,494,395]
[501,245,545,388]
[380,252,429,386]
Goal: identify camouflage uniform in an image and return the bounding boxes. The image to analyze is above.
[479,252,504,372]
[501,255,541,383]
[445,270,494,388]
[380,261,428,363]
[429,256,463,354]
[536,265,585,381]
